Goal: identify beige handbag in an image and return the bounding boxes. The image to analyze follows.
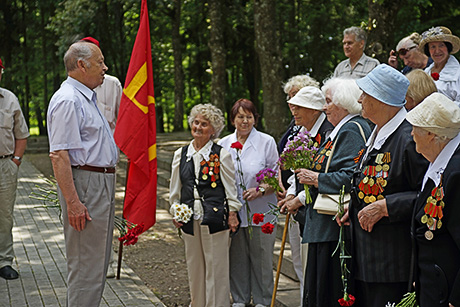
[313,121,366,215]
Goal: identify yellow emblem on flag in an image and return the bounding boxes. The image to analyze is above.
[123,62,155,114]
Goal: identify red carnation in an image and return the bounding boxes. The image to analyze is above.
[431,72,440,81]
[338,294,355,306]
[261,222,275,234]
[252,213,265,224]
[231,141,243,150]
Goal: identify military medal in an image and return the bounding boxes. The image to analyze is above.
[316,164,321,170]
[358,191,364,199]
[421,179,445,239]
[201,154,221,188]
[425,230,434,240]
[202,174,208,180]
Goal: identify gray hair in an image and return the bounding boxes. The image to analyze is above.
[188,103,225,140]
[64,42,93,73]
[344,26,367,47]
[322,77,362,115]
[396,32,422,51]
[283,75,320,94]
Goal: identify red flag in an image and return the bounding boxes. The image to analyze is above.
[114,0,156,233]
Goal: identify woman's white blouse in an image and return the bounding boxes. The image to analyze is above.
[425,55,460,105]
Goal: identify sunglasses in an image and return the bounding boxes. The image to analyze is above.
[397,46,417,57]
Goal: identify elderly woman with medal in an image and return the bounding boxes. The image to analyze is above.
[406,93,460,307]
[338,64,429,307]
[169,103,241,307]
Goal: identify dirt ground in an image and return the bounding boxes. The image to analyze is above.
[26,153,191,307]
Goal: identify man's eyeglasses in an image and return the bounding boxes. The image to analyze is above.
[397,46,417,57]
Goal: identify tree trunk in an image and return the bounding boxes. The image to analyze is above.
[21,0,30,128]
[254,0,288,139]
[171,0,184,131]
[39,2,48,135]
[208,0,226,112]
[366,0,405,63]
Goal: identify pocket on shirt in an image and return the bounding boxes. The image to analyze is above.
[0,111,13,129]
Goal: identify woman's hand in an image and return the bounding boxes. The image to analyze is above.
[388,50,398,69]
[228,211,239,233]
[172,219,183,229]
[336,204,350,226]
[243,187,261,201]
[357,199,388,232]
[295,169,319,187]
[278,194,294,214]
[284,197,303,215]
[276,186,287,201]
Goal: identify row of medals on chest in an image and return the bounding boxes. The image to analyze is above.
[357,152,391,203]
[313,140,331,171]
[200,154,220,188]
[422,184,444,241]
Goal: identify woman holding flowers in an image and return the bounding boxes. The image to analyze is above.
[218,99,279,307]
[281,79,371,307]
[406,93,460,307]
[169,103,241,307]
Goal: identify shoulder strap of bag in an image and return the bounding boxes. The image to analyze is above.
[324,120,367,173]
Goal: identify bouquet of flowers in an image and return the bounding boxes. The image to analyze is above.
[278,130,318,204]
[252,203,280,234]
[332,186,355,306]
[171,203,193,237]
[385,292,418,307]
[231,141,253,236]
[115,216,144,246]
[256,168,282,193]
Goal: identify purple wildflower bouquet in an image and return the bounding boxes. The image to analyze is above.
[256,168,282,193]
[278,130,318,204]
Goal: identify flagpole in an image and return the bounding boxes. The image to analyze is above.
[117,160,130,280]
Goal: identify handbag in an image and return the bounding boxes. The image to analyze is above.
[313,121,366,215]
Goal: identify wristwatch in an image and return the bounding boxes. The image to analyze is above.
[258,186,266,195]
[12,156,22,162]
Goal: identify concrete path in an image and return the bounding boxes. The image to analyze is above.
[0,158,165,307]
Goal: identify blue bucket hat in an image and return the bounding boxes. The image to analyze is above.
[356,64,409,107]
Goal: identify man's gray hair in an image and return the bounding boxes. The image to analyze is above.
[344,26,367,47]
[64,42,93,73]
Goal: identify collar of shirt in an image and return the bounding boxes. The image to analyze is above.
[366,107,407,152]
[328,114,358,141]
[66,77,97,104]
[422,132,460,190]
[186,139,213,162]
[344,53,367,69]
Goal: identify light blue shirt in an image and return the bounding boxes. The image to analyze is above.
[47,77,118,167]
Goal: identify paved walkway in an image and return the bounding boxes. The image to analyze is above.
[0,158,165,307]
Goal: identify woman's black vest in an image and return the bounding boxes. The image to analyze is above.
[179,143,229,235]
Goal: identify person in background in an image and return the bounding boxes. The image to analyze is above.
[278,74,321,301]
[387,33,433,75]
[339,64,429,306]
[419,26,460,104]
[80,36,122,278]
[169,104,240,307]
[333,26,379,79]
[0,58,29,280]
[406,93,460,307]
[47,41,118,307]
[281,78,371,306]
[219,99,279,307]
[405,69,437,110]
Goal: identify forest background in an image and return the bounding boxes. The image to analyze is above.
[1,0,459,139]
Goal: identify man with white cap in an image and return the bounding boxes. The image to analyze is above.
[406,92,460,307]
[338,64,429,306]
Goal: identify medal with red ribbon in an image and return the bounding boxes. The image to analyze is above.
[201,153,220,188]
[421,178,445,236]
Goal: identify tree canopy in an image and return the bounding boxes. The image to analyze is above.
[0,0,459,139]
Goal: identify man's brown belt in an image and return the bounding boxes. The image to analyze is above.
[72,165,116,173]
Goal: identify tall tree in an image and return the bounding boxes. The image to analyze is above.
[208,0,226,112]
[254,0,288,138]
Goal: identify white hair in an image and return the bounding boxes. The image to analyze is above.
[322,78,362,114]
[188,104,225,140]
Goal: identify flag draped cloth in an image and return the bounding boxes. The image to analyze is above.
[114,0,156,233]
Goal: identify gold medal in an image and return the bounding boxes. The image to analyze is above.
[440,201,445,208]
[314,142,319,148]
[382,164,390,172]
[421,215,428,224]
[369,195,376,203]
[377,195,384,200]
[326,150,331,157]
[427,196,433,203]
[375,165,383,172]
[363,176,369,184]
[320,149,326,154]
[316,164,321,170]
[430,198,437,205]
[202,174,208,180]
[376,153,384,164]
[210,162,215,167]
[437,220,442,229]
[364,196,370,203]
[425,230,434,240]
[213,207,218,212]
[211,182,217,188]
[427,218,434,227]
[382,180,387,187]
[368,178,375,187]
[436,189,441,198]
[358,191,364,199]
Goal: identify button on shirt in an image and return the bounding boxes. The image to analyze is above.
[0,87,30,155]
[47,77,118,167]
[333,53,380,79]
